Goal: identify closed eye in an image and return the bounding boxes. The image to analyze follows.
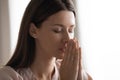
[53,28,63,33]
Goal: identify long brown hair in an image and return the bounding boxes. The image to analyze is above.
[6,0,76,69]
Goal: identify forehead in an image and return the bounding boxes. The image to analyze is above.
[43,10,75,27]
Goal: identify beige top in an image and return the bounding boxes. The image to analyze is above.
[0,62,88,80]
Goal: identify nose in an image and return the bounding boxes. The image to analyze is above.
[62,31,74,44]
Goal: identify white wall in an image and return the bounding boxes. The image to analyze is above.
[0,0,30,66]
[76,0,120,80]
[8,0,30,54]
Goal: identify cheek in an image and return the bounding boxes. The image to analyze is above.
[51,33,63,40]
[50,35,62,45]
[44,32,63,47]
[48,35,63,52]
[46,34,62,46]
[54,35,63,40]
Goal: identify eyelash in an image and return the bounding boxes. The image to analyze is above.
[53,29,74,33]
[53,29,62,33]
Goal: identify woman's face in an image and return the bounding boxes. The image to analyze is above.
[34,10,75,59]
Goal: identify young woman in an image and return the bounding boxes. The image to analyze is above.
[0,0,92,80]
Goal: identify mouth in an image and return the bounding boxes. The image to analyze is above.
[59,47,66,53]
[59,44,67,53]
[59,48,65,52]
[57,48,66,59]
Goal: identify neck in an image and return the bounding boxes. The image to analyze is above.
[30,55,56,80]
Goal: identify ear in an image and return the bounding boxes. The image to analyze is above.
[29,23,38,38]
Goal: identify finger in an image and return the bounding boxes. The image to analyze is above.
[75,38,82,67]
[61,40,72,66]
[60,39,79,80]
[72,42,79,79]
[69,38,78,66]
[77,48,82,80]
[72,41,79,68]
[79,47,82,69]
[74,38,80,67]
[69,39,76,63]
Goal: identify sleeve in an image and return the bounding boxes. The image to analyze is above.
[0,66,23,80]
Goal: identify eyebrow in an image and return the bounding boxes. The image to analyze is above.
[53,24,75,28]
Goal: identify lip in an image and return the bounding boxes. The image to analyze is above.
[59,44,67,52]
[59,48,66,52]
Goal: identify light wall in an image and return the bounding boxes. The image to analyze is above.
[9,0,30,55]
[76,0,120,80]
[0,0,30,66]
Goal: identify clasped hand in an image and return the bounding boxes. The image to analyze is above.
[60,38,82,80]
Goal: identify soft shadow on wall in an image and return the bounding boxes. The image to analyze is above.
[0,0,30,66]
[0,0,11,66]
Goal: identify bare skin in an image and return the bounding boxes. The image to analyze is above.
[60,39,81,80]
[29,10,92,80]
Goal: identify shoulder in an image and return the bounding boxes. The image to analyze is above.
[0,66,23,80]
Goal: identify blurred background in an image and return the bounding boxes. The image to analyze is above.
[0,0,120,80]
